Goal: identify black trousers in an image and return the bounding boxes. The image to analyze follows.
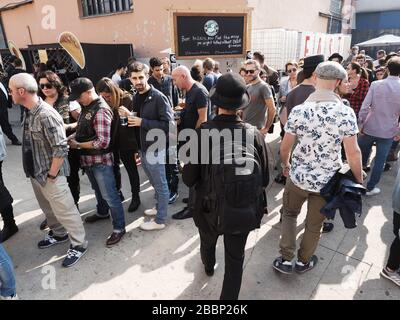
[0,110,18,142]
[199,228,249,300]
[0,161,15,226]
[387,212,400,271]
[165,163,179,194]
[67,149,81,205]
[119,149,140,198]
[165,147,179,195]
[113,151,122,192]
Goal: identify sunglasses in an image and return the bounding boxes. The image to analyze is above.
[40,83,54,90]
[287,68,297,73]
[245,70,256,74]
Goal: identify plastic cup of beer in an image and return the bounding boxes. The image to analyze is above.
[128,112,138,127]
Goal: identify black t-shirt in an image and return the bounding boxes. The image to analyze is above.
[133,90,150,150]
[182,83,210,130]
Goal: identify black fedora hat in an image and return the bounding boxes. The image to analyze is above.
[328,53,344,63]
[210,73,250,110]
[303,54,325,70]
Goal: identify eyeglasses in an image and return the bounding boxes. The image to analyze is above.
[40,83,53,90]
[287,68,297,73]
[245,70,256,74]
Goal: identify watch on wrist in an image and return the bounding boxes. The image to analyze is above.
[76,142,81,150]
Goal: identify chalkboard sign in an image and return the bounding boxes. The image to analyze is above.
[174,13,248,59]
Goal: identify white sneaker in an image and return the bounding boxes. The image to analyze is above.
[366,187,381,196]
[144,208,157,217]
[140,220,166,231]
[0,294,18,300]
[381,267,400,287]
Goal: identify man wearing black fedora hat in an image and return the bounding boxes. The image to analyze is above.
[182,73,269,300]
[280,55,325,125]
[328,53,344,64]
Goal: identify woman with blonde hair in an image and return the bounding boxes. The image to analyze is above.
[96,78,141,212]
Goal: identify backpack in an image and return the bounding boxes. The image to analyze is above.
[201,121,265,234]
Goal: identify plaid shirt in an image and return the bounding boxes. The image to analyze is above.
[80,104,114,167]
[23,99,70,186]
[349,77,369,117]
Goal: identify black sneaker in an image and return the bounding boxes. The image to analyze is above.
[295,255,318,274]
[272,257,293,274]
[11,139,22,146]
[38,231,69,249]
[169,192,179,205]
[62,246,87,268]
[274,174,287,185]
[128,196,141,213]
[322,222,334,233]
[40,219,48,231]
[0,224,19,243]
[205,265,215,277]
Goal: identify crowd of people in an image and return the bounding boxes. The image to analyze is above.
[0,46,400,300]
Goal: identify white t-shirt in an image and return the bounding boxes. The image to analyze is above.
[285,100,358,192]
[112,73,122,85]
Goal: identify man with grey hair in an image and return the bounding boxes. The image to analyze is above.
[242,59,276,136]
[8,73,88,268]
[273,62,363,275]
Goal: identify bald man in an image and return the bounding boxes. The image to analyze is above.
[171,66,211,220]
[172,66,210,130]
[9,73,87,268]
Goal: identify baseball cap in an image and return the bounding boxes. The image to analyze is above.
[68,78,94,101]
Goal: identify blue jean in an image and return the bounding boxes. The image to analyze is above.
[140,150,169,224]
[358,134,393,191]
[0,244,16,297]
[84,164,126,231]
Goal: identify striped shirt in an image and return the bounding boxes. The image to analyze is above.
[23,98,70,186]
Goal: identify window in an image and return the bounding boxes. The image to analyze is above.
[328,18,342,34]
[330,0,343,17]
[327,0,343,34]
[80,0,133,17]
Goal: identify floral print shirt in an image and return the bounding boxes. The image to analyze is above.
[285,99,358,192]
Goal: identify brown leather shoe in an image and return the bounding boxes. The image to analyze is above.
[106,230,126,247]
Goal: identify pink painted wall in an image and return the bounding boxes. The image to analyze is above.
[0,0,248,58]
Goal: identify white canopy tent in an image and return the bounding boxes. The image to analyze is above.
[356,34,400,47]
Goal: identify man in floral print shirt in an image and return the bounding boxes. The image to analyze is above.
[273,62,363,275]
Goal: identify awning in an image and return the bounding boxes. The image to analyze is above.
[0,0,33,12]
[357,34,400,47]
